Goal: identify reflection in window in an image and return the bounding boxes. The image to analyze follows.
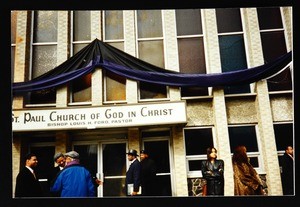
[257,7,292,92]
[219,35,249,94]
[105,70,126,102]
[29,11,58,104]
[176,9,208,97]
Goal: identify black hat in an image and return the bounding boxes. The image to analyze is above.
[126,149,139,157]
[140,150,148,155]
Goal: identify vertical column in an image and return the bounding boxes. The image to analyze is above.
[56,11,69,107]
[55,132,69,155]
[124,10,138,104]
[127,128,140,152]
[171,126,188,196]
[242,8,282,195]
[13,11,29,109]
[281,7,292,52]
[91,11,103,106]
[202,9,234,196]
[162,10,181,101]
[12,137,22,197]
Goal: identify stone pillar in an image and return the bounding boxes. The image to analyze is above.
[127,128,140,152]
[55,132,69,157]
[124,10,138,104]
[162,10,181,101]
[12,137,22,197]
[91,11,103,106]
[202,8,234,196]
[56,11,69,107]
[13,11,29,109]
[172,126,188,196]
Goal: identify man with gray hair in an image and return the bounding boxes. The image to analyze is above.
[50,151,95,197]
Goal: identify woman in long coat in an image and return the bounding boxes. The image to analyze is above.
[232,145,266,195]
[201,147,224,196]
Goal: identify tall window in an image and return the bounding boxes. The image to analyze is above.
[104,10,126,103]
[29,11,58,105]
[136,10,168,100]
[184,127,213,177]
[70,11,92,104]
[228,125,262,172]
[176,9,208,97]
[257,7,292,92]
[216,8,250,95]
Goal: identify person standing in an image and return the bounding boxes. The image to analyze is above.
[201,147,224,196]
[140,150,157,196]
[232,145,266,195]
[49,152,66,196]
[125,149,141,196]
[15,153,43,197]
[281,145,294,195]
[50,151,95,197]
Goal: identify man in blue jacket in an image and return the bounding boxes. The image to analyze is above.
[50,151,95,197]
[126,149,141,196]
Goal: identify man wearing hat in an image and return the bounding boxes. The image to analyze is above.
[125,149,141,196]
[50,151,95,197]
[140,150,157,196]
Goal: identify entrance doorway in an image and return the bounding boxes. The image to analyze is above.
[73,141,127,197]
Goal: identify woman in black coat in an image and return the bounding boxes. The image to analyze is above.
[201,147,224,196]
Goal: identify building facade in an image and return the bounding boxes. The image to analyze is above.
[11,7,293,197]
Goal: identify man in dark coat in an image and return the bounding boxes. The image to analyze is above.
[140,150,157,196]
[125,149,141,196]
[281,145,294,195]
[15,153,43,197]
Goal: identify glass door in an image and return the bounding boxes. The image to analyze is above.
[100,142,127,197]
[73,142,127,197]
[143,140,172,196]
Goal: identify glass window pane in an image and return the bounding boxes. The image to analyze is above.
[181,87,209,97]
[33,11,58,43]
[257,7,283,30]
[105,71,126,101]
[274,123,293,151]
[29,88,56,104]
[32,45,57,78]
[140,82,167,99]
[228,126,258,152]
[189,160,202,171]
[178,38,206,74]
[72,74,91,102]
[138,40,164,68]
[105,10,124,40]
[219,35,250,94]
[103,178,126,197]
[103,143,126,176]
[216,8,242,33]
[176,9,202,36]
[11,11,17,44]
[108,42,124,51]
[184,128,213,155]
[137,10,162,38]
[73,43,89,55]
[73,11,91,41]
[73,145,98,176]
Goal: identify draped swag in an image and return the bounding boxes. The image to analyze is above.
[13,39,292,94]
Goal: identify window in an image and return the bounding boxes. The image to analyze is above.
[216,8,250,95]
[28,11,58,105]
[228,125,262,170]
[176,9,208,97]
[136,10,168,100]
[70,11,92,104]
[257,7,292,92]
[104,10,126,103]
[184,128,213,177]
[273,123,293,170]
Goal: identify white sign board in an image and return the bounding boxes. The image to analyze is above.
[12,101,187,131]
